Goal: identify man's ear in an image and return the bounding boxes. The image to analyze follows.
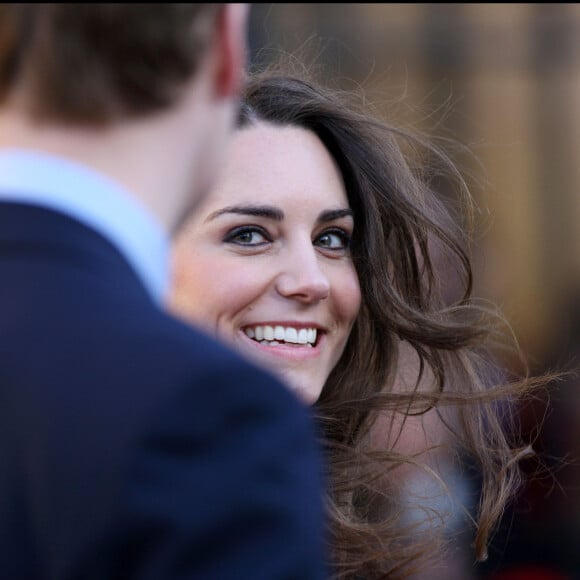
[214,3,249,98]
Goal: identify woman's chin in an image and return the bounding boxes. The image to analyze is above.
[275,371,322,406]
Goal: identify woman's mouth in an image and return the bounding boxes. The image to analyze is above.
[243,324,318,347]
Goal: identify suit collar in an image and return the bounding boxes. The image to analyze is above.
[0,150,169,304]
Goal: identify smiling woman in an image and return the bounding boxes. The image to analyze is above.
[169,63,556,579]
[171,123,360,404]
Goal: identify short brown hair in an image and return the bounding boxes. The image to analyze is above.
[0,4,221,125]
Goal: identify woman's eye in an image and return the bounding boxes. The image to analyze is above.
[315,229,351,251]
[224,226,270,246]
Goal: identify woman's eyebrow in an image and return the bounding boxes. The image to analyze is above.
[317,208,354,223]
[205,204,284,223]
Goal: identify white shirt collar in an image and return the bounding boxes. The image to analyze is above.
[0,149,170,304]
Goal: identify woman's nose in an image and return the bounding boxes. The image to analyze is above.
[275,246,330,303]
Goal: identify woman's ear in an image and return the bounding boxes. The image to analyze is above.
[213,3,250,98]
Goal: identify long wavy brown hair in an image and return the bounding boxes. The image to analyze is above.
[238,61,555,579]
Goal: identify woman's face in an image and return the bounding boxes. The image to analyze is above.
[170,122,361,404]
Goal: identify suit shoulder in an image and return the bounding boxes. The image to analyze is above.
[129,309,310,419]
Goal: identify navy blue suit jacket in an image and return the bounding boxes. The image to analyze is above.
[0,202,327,579]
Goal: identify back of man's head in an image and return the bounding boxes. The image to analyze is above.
[0,4,222,126]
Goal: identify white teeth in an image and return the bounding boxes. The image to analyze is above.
[263,325,274,341]
[286,327,298,343]
[243,325,318,345]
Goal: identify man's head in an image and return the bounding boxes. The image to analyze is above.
[0,4,250,231]
[0,4,227,124]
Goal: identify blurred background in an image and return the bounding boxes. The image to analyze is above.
[248,4,580,579]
